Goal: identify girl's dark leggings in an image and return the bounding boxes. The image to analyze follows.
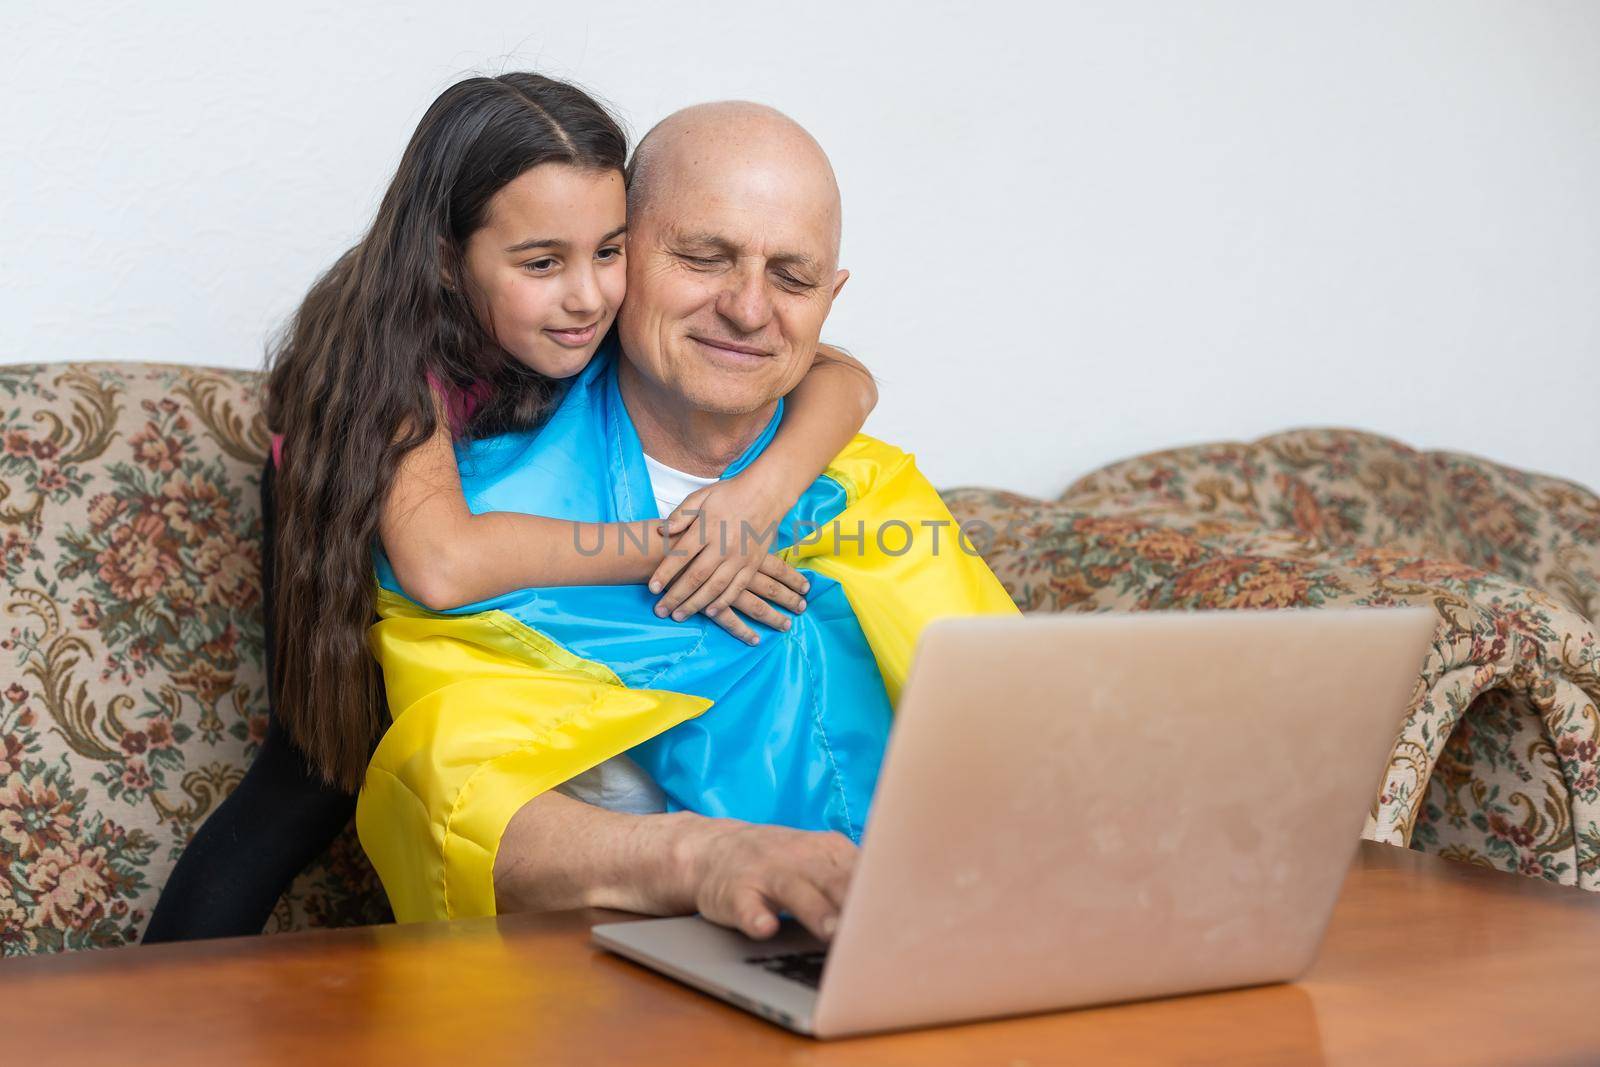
[142,458,359,942]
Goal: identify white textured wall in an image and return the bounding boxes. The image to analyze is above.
[4,1,1597,496]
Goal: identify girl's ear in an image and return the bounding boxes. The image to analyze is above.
[438,236,456,292]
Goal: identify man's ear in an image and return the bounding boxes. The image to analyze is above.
[830,268,849,300]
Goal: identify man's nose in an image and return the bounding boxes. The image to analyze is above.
[715,266,774,335]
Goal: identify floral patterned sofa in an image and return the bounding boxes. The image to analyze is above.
[3,362,1598,958]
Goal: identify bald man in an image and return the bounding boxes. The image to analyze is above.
[356,103,1018,942]
[617,103,848,465]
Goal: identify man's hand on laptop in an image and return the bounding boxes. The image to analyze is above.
[494,791,857,943]
[681,820,857,943]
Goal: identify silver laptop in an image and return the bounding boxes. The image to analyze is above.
[593,607,1436,1038]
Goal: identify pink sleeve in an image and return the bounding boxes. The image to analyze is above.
[273,375,487,472]
[425,371,489,438]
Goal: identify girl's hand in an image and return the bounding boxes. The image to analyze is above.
[648,476,810,645]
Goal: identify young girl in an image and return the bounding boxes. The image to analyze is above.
[142,73,876,941]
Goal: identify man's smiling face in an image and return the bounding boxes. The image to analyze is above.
[618,106,848,416]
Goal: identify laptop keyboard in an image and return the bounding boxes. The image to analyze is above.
[745,949,829,989]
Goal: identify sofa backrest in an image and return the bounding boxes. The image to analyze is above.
[1,362,386,957]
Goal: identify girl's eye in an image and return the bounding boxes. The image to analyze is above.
[596,246,623,262]
[523,258,557,273]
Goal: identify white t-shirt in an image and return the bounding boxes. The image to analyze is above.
[551,450,720,814]
[641,449,719,520]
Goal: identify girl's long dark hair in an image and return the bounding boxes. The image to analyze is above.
[263,73,627,790]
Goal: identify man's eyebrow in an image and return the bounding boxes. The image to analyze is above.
[667,230,736,253]
[668,231,822,275]
[504,224,627,255]
[769,250,822,276]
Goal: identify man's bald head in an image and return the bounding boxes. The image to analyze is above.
[616,100,851,438]
[626,101,842,264]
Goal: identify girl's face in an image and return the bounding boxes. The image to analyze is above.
[459,164,628,379]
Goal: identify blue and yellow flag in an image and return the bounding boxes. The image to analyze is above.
[356,341,1019,922]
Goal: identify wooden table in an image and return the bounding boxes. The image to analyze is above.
[9,841,1600,1066]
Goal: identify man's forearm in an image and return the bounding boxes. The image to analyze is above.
[492,789,725,915]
